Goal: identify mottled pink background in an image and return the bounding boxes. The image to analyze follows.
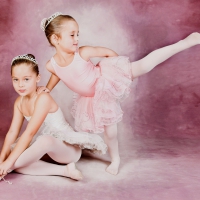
[1,0,200,138]
[1,0,200,199]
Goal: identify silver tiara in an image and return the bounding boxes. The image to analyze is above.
[11,54,38,65]
[40,12,63,31]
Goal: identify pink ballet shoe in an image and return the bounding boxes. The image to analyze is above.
[65,163,83,181]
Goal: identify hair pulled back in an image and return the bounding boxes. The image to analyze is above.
[45,15,76,46]
[11,54,39,75]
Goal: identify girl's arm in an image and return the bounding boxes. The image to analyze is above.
[79,46,118,61]
[0,97,24,163]
[46,61,60,91]
[0,93,53,175]
[46,74,60,92]
[37,61,60,93]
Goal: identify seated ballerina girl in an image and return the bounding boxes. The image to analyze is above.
[0,54,107,183]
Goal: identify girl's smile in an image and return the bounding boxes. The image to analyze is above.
[56,20,79,53]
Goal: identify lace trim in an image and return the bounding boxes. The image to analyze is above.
[38,127,107,155]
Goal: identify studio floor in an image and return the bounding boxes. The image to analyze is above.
[1,123,200,200]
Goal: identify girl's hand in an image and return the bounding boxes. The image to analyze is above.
[0,160,12,178]
[37,86,50,94]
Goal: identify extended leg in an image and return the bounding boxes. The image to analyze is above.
[131,32,200,78]
[104,124,120,175]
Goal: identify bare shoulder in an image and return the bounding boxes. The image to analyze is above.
[46,60,55,74]
[14,96,22,110]
[35,92,57,113]
[36,92,53,103]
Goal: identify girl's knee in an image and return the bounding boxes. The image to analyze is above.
[104,130,117,140]
[73,147,82,163]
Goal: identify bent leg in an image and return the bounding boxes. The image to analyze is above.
[13,135,81,169]
[11,136,82,180]
[131,32,200,78]
[104,124,120,175]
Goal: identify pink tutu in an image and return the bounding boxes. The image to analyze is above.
[71,56,132,133]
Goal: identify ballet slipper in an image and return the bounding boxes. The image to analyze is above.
[106,157,120,175]
[64,162,83,181]
[185,32,200,46]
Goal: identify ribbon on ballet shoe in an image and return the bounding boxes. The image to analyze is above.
[2,177,12,185]
[0,175,12,185]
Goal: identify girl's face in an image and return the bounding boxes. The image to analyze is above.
[56,20,79,53]
[12,64,40,96]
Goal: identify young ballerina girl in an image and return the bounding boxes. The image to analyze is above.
[0,54,107,182]
[39,12,200,175]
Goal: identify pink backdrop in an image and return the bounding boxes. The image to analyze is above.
[1,1,200,199]
[1,0,200,140]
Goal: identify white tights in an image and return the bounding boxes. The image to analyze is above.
[131,32,200,78]
[11,135,81,176]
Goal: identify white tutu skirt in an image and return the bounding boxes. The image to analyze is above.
[11,108,107,154]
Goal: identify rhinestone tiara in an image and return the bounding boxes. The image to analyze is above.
[40,12,63,31]
[11,54,38,65]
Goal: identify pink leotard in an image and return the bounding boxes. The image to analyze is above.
[51,52,132,133]
[51,52,100,97]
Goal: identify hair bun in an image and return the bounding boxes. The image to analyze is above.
[27,54,35,59]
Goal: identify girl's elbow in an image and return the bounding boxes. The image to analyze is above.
[110,51,118,57]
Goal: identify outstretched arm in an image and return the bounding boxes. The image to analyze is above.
[0,97,24,164]
[79,46,118,61]
[0,93,53,176]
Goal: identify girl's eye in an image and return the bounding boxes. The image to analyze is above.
[71,35,74,37]
[25,79,29,81]
[13,79,18,82]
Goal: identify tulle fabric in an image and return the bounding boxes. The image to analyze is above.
[11,108,107,154]
[71,56,132,133]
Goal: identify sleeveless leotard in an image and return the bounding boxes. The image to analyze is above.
[51,53,100,97]
[51,52,132,133]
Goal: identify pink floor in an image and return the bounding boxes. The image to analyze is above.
[1,125,200,200]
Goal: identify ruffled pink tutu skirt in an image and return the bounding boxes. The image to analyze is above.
[71,56,132,133]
